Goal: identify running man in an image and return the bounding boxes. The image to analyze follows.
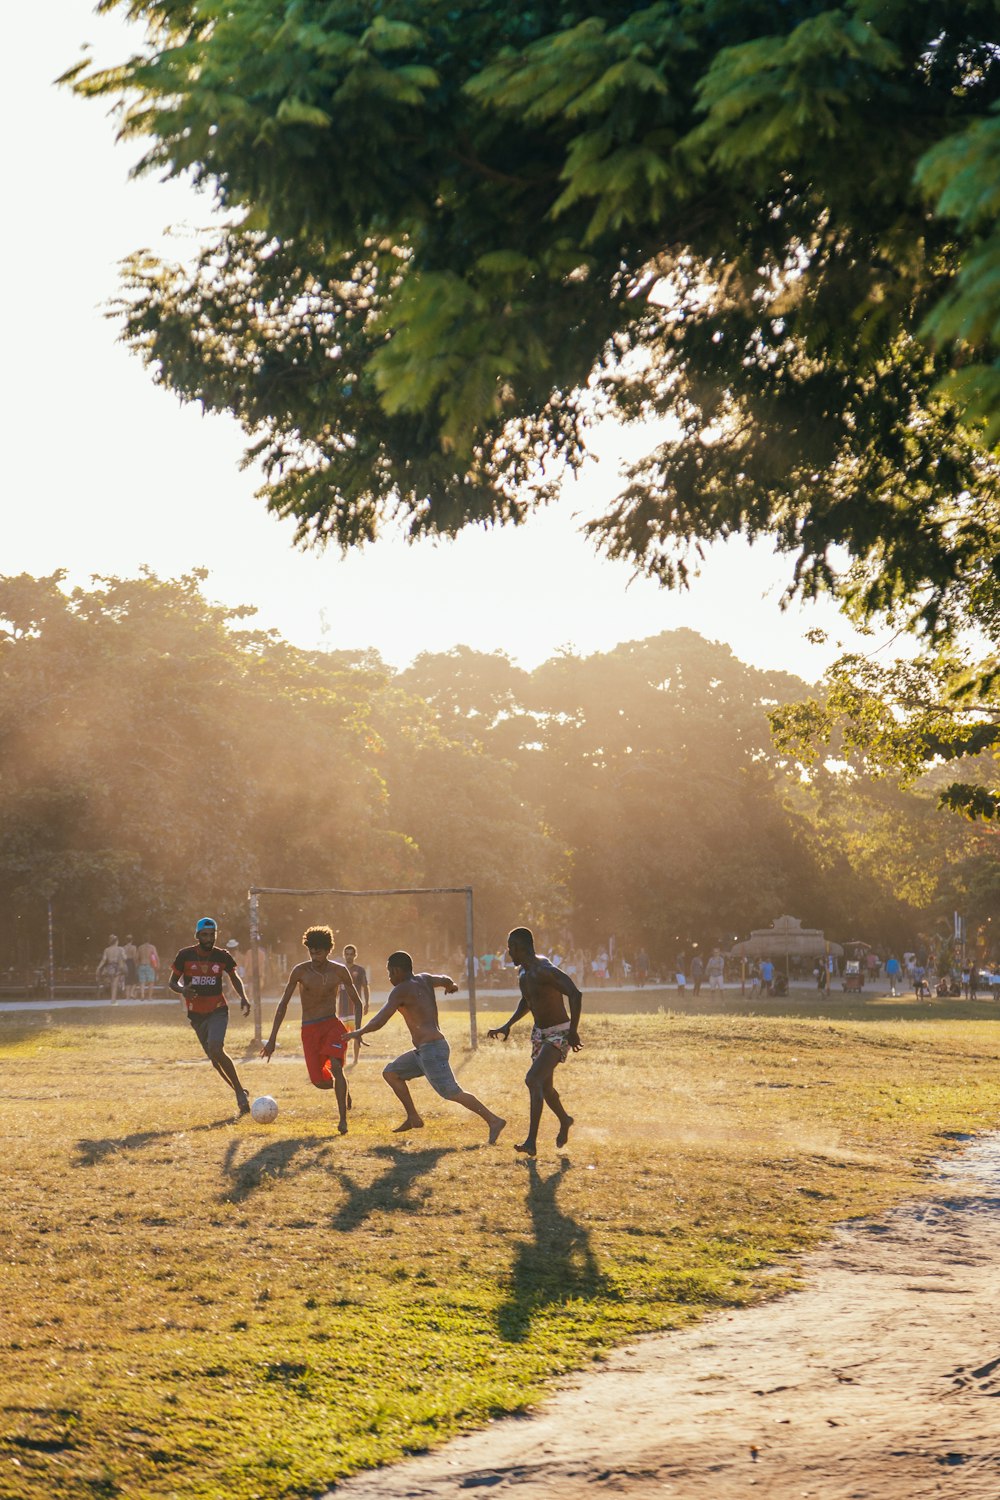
[169,917,252,1117]
[488,926,582,1157]
[343,952,506,1142]
[337,943,370,1064]
[261,926,362,1134]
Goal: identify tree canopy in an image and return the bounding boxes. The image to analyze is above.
[69,1,1000,634]
[5,573,979,973]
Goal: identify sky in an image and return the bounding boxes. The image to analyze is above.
[2,2,890,682]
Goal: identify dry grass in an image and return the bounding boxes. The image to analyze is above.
[3,996,1000,1499]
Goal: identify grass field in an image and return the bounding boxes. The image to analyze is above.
[3,994,1000,1499]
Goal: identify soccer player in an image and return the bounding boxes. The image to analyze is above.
[261,926,362,1134]
[169,917,252,1117]
[488,926,582,1157]
[337,943,370,1064]
[344,952,506,1143]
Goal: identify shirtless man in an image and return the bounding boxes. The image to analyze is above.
[337,943,370,1064]
[136,938,159,999]
[488,927,582,1157]
[260,926,363,1134]
[344,951,506,1143]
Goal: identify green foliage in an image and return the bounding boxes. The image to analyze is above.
[67,1,1000,634]
[769,644,1000,952]
[1,577,961,970]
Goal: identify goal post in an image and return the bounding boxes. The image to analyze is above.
[246,884,479,1048]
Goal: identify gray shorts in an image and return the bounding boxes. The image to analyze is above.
[387,1038,461,1099]
[189,1007,229,1056]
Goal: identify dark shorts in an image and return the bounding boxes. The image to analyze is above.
[301,1015,348,1085]
[188,1007,229,1056]
[388,1038,461,1099]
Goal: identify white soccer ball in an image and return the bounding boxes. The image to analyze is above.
[250,1095,279,1124]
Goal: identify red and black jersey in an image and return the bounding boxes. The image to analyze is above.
[171,945,238,1014]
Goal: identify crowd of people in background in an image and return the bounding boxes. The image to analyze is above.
[32,930,1000,1004]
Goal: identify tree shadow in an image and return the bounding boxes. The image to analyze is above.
[74,1117,233,1167]
[496,1158,611,1343]
[330,1144,452,1232]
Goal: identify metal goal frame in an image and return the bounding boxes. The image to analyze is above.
[247,884,479,1046]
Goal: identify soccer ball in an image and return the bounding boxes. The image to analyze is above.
[250,1095,279,1124]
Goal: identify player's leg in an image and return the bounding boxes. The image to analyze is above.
[203,1013,250,1112]
[351,999,363,1065]
[421,1041,505,1143]
[191,1011,249,1112]
[446,1085,506,1142]
[330,1058,349,1133]
[517,1046,562,1156]
[383,1049,425,1131]
[540,1053,573,1147]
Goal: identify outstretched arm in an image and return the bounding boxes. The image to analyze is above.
[229,966,251,1015]
[344,991,401,1040]
[168,962,188,1011]
[261,970,299,1058]
[548,966,583,1048]
[487,993,531,1041]
[425,972,459,995]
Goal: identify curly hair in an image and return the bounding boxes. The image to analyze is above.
[302,926,335,951]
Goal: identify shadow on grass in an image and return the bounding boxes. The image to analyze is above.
[74,1117,233,1167]
[219,1137,326,1203]
[496,1158,611,1344]
[330,1144,452,1231]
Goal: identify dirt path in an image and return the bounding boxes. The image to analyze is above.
[329,1137,1000,1499]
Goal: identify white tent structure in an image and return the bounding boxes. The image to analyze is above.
[729,915,843,972]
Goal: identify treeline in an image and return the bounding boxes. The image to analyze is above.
[0,572,976,974]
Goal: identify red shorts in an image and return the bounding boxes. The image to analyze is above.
[301,1015,348,1085]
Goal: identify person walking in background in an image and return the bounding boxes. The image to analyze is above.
[759,957,775,996]
[885,953,901,997]
[707,949,724,993]
[338,943,370,1064]
[136,938,159,999]
[635,947,649,988]
[122,935,139,999]
[169,916,252,1117]
[691,951,704,997]
[97,934,127,1003]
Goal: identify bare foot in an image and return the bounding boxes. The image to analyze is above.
[555,1115,574,1148]
[338,1120,348,1135]
[487,1115,507,1145]
[393,1117,424,1133]
[514,1140,537,1157]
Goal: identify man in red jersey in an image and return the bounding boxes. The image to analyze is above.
[169,916,252,1117]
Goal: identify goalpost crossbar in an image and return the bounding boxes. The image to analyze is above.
[246,884,479,1047]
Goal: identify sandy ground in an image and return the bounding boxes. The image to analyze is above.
[330,1136,1000,1499]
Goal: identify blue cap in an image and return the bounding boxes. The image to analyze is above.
[195,917,217,933]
